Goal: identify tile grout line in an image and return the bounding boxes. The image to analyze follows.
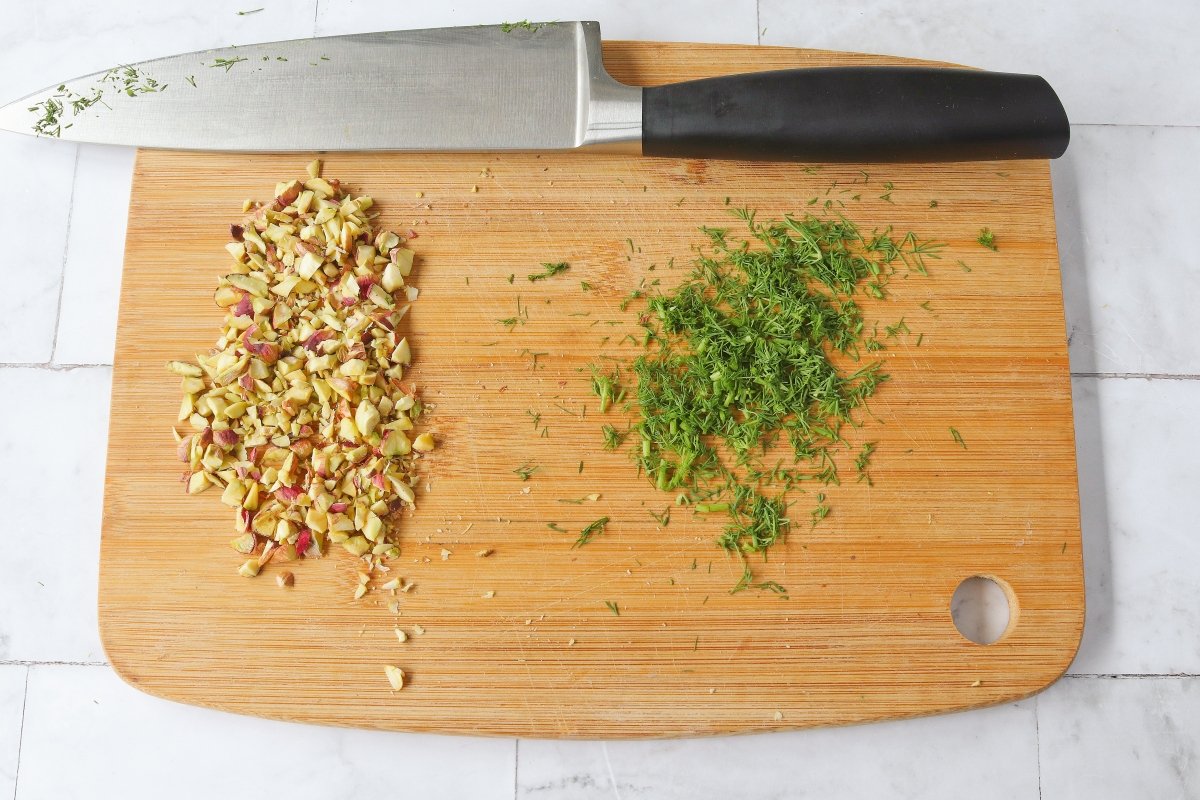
[1073,122,1200,129]
[1072,372,1199,380]
[1033,694,1042,800]
[311,0,320,36]
[47,146,81,366]
[0,661,109,667]
[755,1,762,44]
[512,739,519,800]
[11,667,29,800]
[1065,672,1200,679]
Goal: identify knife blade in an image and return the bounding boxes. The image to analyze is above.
[0,21,1069,162]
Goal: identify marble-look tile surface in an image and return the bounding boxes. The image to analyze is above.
[1039,677,1200,799]
[0,135,76,363]
[758,0,1200,126]
[0,0,317,106]
[17,665,515,800]
[0,368,110,662]
[1055,127,1200,376]
[1070,377,1200,676]
[0,667,26,799]
[518,701,1039,799]
[315,0,759,43]
[54,145,136,366]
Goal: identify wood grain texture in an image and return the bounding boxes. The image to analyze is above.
[99,41,1083,738]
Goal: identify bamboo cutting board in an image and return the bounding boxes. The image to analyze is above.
[99,41,1083,738]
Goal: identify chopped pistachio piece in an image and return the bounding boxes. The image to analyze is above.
[384,665,405,691]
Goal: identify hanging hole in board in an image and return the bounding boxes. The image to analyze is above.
[951,575,1014,645]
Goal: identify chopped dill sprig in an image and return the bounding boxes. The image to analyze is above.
[811,493,830,527]
[603,600,620,615]
[601,424,627,450]
[513,463,540,481]
[950,427,967,449]
[649,507,671,526]
[528,261,569,281]
[501,19,545,32]
[854,441,877,484]
[208,56,249,72]
[730,563,789,597]
[497,296,528,329]
[590,366,622,413]
[575,517,610,548]
[520,349,548,371]
[976,228,998,251]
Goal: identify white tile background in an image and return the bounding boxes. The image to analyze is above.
[0,1,1195,797]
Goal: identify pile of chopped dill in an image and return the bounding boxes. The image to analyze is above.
[590,208,940,592]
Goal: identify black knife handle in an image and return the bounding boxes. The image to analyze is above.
[641,66,1069,162]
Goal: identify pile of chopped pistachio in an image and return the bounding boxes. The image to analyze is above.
[593,209,940,592]
[171,160,433,581]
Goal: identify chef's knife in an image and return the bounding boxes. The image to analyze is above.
[0,21,1069,161]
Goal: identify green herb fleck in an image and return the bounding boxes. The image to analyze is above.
[601,424,627,450]
[575,517,610,548]
[208,56,249,72]
[185,75,197,88]
[501,19,545,32]
[976,228,998,251]
[521,350,548,371]
[604,600,620,616]
[513,463,540,481]
[528,261,569,282]
[811,493,830,527]
[854,441,877,484]
[730,563,788,597]
[950,427,967,449]
[236,7,264,14]
[590,366,622,413]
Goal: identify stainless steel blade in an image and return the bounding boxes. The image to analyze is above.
[0,21,641,152]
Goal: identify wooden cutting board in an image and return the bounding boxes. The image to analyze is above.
[99,40,1083,738]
